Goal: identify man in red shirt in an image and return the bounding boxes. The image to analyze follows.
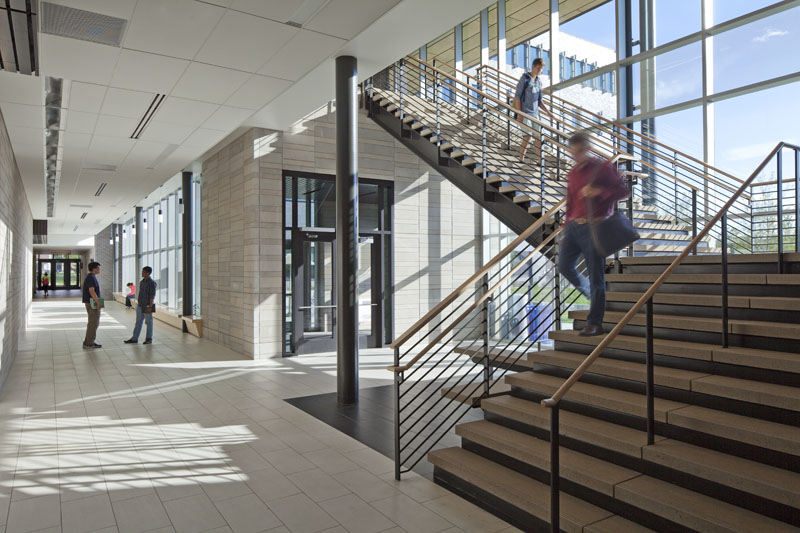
[559,133,630,336]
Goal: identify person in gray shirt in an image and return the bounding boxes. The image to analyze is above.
[514,57,554,163]
[124,266,157,345]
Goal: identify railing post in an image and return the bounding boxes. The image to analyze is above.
[721,213,729,349]
[776,149,784,273]
[398,61,404,127]
[367,77,374,118]
[394,348,402,481]
[554,221,562,331]
[482,274,491,397]
[482,103,488,182]
[691,189,698,256]
[645,297,655,446]
[435,71,441,148]
[795,149,799,252]
[626,175,635,258]
[506,96,512,150]
[673,152,678,220]
[550,405,560,533]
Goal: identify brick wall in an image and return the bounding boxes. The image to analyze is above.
[0,107,33,393]
[201,106,481,358]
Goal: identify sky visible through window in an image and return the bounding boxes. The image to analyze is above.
[559,1,799,180]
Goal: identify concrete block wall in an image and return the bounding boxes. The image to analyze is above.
[201,105,480,358]
[93,224,115,300]
[0,107,33,393]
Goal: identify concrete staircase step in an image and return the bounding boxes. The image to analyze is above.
[529,350,708,390]
[606,273,800,285]
[456,420,639,496]
[642,439,800,509]
[549,329,800,374]
[569,309,800,340]
[482,395,657,457]
[428,447,615,532]
[505,372,688,422]
[614,475,800,532]
[440,381,511,405]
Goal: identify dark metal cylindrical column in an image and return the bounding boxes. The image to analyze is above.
[182,171,194,329]
[336,55,359,405]
[134,206,142,280]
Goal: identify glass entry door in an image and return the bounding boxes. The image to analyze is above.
[295,232,337,355]
[38,259,81,291]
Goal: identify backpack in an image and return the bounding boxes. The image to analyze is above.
[512,73,532,120]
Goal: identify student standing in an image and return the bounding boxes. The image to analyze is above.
[82,262,102,348]
[125,266,156,345]
[558,133,629,336]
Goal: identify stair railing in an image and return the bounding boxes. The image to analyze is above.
[540,142,800,533]
[475,63,755,252]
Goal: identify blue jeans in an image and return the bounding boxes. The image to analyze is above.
[558,222,606,326]
[131,305,154,341]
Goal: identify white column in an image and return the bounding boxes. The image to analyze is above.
[497,0,507,73]
[549,0,560,85]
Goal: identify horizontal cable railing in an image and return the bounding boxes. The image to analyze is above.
[539,142,800,532]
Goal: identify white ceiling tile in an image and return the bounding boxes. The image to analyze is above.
[87,136,135,165]
[124,140,170,167]
[224,75,292,110]
[201,0,233,6]
[9,140,44,158]
[228,0,300,22]
[100,87,155,118]
[39,34,121,85]
[182,128,228,147]
[110,49,190,94]
[123,0,226,59]
[68,82,107,113]
[258,29,345,81]
[0,71,43,105]
[171,62,250,104]
[62,132,92,150]
[305,0,398,39]
[94,115,139,137]
[65,111,98,134]
[138,120,195,144]
[195,10,298,73]
[43,0,137,20]
[201,105,253,131]
[0,103,43,127]
[154,97,219,127]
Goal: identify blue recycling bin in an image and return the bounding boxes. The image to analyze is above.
[526,303,553,342]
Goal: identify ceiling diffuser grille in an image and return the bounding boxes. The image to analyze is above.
[41,2,126,47]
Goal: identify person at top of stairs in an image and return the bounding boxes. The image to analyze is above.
[558,132,630,337]
[513,57,554,164]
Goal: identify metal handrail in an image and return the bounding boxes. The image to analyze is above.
[541,141,796,408]
[477,63,745,186]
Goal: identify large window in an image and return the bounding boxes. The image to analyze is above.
[139,189,183,312]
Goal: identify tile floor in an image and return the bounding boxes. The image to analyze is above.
[0,299,518,533]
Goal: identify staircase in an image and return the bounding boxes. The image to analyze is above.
[372,56,800,531]
[430,252,800,532]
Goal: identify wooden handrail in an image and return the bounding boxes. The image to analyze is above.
[541,142,786,408]
[477,64,745,188]
[389,197,566,351]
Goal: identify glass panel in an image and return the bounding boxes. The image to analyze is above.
[159,201,168,249]
[55,261,65,286]
[559,0,616,73]
[298,177,336,228]
[297,240,336,355]
[359,183,380,232]
[712,6,800,94]
[711,0,777,26]
[357,238,373,337]
[506,0,549,49]
[70,262,79,286]
[654,0,701,46]
[714,80,800,179]
[428,28,455,75]
[632,41,702,111]
[488,3,498,59]
[462,13,481,70]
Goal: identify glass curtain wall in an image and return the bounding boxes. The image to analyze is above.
[121,218,136,291]
[139,189,182,312]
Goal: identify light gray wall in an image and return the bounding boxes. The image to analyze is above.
[200,105,481,358]
[0,107,33,393]
[93,224,115,300]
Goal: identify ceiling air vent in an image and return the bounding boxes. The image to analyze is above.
[131,94,165,139]
[80,212,87,219]
[94,182,107,196]
[41,2,127,47]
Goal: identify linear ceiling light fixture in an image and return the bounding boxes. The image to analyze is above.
[130,94,165,139]
[44,76,64,218]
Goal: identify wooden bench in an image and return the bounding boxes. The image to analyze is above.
[179,315,203,338]
[112,292,128,305]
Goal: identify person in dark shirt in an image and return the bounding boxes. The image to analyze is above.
[82,262,103,348]
[124,266,157,345]
[558,132,630,337]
